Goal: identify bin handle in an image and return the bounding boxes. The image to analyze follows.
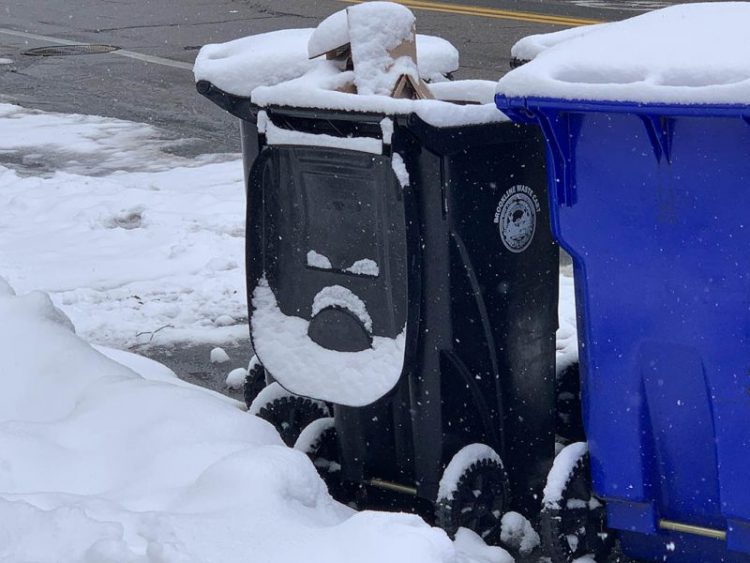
[196,80,256,121]
[536,111,582,207]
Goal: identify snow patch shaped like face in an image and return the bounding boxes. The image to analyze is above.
[497,3,750,105]
[251,278,406,406]
[437,443,503,502]
[312,285,373,333]
[347,2,418,97]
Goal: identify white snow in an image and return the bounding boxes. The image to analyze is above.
[197,22,458,99]
[251,278,406,406]
[497,3,750,105]
[380,117,394,145]
[427,80,497,104]
[391,153,410,188]
[210,346,231,364]
[437,444,503,502]
[308,9,350,58]
[347,2,419,96]
[0,103,247,350]
[226,367,248,389]
[416,35,460,83]
[308,250,334,270]
[0,278,504,563]
[249,381,298,415]
[454,528,514,563]
[294,416,336,454]
[248,354,260,372]
[312,285,374,333]
[543,441,588,509]
[214,314,236,327]
[499,512,540,555]
[252,63,506,126]
[233,6,503,125]
[261,109,384,155]
[345,258,380,277]
[557,272,578,375]
[510,24,606,63]
[194,28,318,97]
[0,58,13,65]
[95,344,241,406]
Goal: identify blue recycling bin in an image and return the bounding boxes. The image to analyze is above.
[495,94,750,562]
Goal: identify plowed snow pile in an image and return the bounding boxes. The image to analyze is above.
[0,278,509,563]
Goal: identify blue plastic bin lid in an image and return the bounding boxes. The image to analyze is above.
[495,2,750,109]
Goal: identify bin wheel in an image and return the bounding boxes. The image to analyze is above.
[541,443,614,562]
[243,356,267,408]
[249,383,330,447]
[294,417,342,497]
[436,445,510,545]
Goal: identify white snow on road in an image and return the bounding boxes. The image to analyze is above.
[0,103,248,350]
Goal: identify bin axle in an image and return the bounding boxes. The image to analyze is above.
[367,478,418,496]
[658,519,726,541]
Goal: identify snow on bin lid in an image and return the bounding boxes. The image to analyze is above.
[194,27,458,98]
[308,6,458,82]
[510,23,606,64]
[194,29,315,97]
[497,2,750,106]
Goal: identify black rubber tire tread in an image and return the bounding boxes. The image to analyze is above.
[299,421,344,499]
[243,362,267,408]
[541,452,615,563]
[435,457,511,546]
[256,396,329,447]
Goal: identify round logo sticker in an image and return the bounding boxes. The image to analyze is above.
[494,185,541,253]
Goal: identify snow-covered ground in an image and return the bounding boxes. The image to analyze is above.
[0,103,248,350]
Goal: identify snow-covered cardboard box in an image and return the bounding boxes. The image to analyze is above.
[496,2,750,106]
[307,2,433,100]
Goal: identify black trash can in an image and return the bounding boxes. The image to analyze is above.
[199,79,559,544]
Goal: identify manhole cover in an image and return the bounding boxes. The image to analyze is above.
[23,44,120,57]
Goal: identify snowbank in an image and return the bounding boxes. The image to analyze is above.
[0,278,504,563]
[497,3,750,105]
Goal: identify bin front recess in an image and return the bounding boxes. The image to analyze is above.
[498,96,750,562]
